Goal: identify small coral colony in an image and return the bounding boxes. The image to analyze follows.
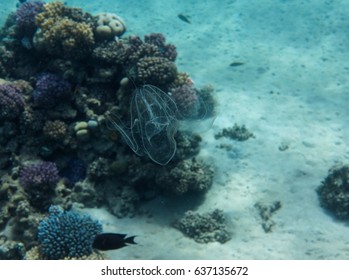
[0,0,218,259]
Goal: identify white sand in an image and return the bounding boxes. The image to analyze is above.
[5,0,349,259]
[79,0,349,259]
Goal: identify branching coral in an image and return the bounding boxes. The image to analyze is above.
[19,161,59,189]
[19,161,59,210]
[0,84,25,121]
[15,0,45,37]
[92,40,129,65]
[33,1,95,58]
[169,84,198,118]
[131,56,177,86]
[123,34,179,86]
[43,120,68,141]
[144,33,177,61]
[37,205,102,259]
[33,73,71,108]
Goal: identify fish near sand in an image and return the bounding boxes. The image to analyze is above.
[178,14,191,24]
[93,233,137,251]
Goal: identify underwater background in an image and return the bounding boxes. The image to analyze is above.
[0,0,349,259]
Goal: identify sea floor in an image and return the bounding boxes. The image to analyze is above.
[4,0,349,259]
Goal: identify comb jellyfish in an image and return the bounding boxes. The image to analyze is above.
[109,85,178,165]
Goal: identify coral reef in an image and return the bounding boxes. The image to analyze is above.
[37,205,102,259]
[173,209,231,243]
[0,1,217,259]
[317,164,349,220]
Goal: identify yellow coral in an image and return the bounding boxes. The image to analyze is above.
[34,1,94,58]
[172,72,193,87]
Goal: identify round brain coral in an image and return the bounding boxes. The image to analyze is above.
[0,84,25,121]
[37,205,102,259]
[19,161,59,189]
[33,73,71,108]
[95,12,126,40]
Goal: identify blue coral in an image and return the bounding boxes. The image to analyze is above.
[37,205,102,259]
[15,0,45,36]
[19,161,59,189]
[0,84,25,121]
[33,73,71,108]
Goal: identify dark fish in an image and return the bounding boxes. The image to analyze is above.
[93,233,137,251]
[229,62,245,67]
[178,14,191,24]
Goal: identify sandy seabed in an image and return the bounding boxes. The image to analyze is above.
[3,0,349,259]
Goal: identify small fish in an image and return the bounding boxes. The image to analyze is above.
[93,233,137,251]
[178,14,191,24]
[229,62,245,67]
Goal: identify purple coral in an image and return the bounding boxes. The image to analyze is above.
[0,84,25,121]
[169,84,198,118]
[33,73,71,108]
[19,161,59,189]
[144,33,177,61]
[15,0,45,36]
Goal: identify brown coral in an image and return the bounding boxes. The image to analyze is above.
[92,40,129,65]
[43,120,68,141]
[131,56,177,86]
[34,2,95,58]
